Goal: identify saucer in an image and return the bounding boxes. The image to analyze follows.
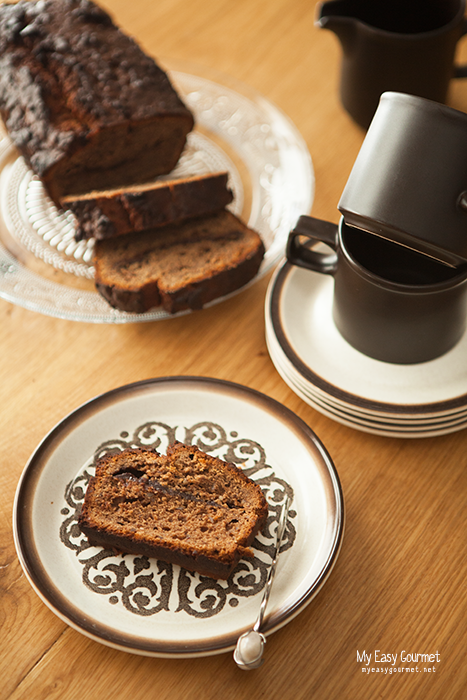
[266,322,467,425]
[265,260,467,436]
[266,329,467,437]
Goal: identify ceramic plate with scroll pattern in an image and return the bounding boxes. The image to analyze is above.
[0,60,313,323]
[13,377,343,658]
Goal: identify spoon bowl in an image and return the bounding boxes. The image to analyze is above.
[233,494,291,670]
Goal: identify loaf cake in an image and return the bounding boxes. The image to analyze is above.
[78,442,269,580]
[94,210,265,313]
[0,0,194,205]
[62,171,234,240]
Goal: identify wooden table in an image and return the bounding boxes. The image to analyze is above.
[1,1,467,698]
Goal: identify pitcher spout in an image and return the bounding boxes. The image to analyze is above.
[316,1,357,52]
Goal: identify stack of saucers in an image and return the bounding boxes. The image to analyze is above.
[265,260,467,438]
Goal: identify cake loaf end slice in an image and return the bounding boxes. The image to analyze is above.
[78,442,268,580]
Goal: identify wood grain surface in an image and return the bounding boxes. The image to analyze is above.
[1,1,467,699]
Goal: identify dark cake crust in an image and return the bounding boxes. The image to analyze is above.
[78,443,268,580]
[62,171,234,240]
[0,0,194,204]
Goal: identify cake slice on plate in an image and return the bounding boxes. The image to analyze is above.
[78,442,268,580]
[93,210,265,314]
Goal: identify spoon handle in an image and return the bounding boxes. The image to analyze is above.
[253,494,291,633]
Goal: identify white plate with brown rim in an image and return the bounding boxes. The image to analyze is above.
[265,259,467,425]
[13,376,343,658]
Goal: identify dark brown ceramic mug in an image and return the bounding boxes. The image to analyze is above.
[317,0,467,128]
[338,92,467,267]
[286,215,467,364]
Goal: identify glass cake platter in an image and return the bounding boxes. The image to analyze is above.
[13,376,343,658]
[0,60,314,323]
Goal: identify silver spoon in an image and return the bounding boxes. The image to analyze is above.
[233,494,291,670]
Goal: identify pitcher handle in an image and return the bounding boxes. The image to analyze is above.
[286,215,339,275]
[453,17,467,78]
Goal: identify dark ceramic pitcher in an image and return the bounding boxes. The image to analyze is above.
[317,0,467,128]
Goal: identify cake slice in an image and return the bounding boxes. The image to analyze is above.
[61,172,234,241]
[0,0,194,205]
[78,442,269,580]
[93,210,265,314]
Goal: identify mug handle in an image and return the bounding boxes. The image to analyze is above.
[286,215,339,274]
[454,17,467,78]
